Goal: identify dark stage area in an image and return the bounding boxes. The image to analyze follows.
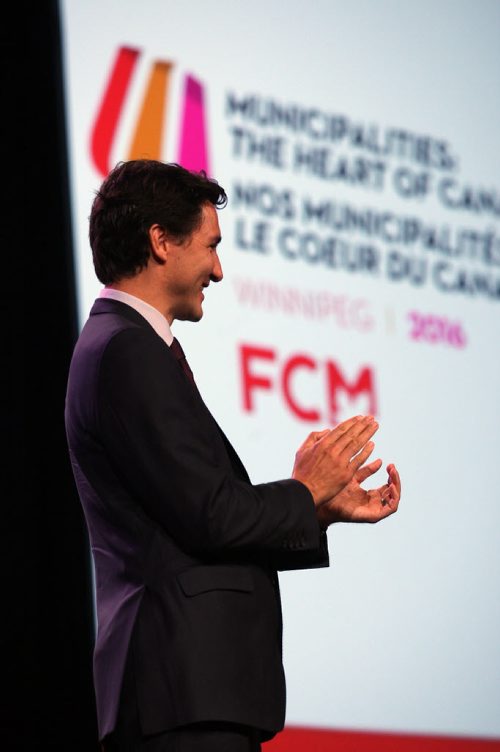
[3,2,98,748]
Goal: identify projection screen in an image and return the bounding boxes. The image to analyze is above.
[59,1,500,747]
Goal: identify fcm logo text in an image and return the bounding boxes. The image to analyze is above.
[240,344,377,424]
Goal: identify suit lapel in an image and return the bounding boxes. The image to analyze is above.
[91,298,251,484]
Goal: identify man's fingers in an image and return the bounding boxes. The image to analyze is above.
[387,464,401,495]
[334,415,364,433]
[349,441,375,472]
[340,419,379,459]
[318,415,364,448]
[355,458,382,483]
[387,482,400,503]
[320,415,375,454]
[354,419,379,448]
[297,428,330,452]
[313,429,331,443]
[381,482,400,512]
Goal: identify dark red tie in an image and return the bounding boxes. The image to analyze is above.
[170,336,196,386]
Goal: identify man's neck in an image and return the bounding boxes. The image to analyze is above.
[108,276,172,324]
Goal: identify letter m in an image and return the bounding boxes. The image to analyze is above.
[327,361,377,424]
[226,92,255,117]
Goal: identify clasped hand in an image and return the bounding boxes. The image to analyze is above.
[292,415,401,527]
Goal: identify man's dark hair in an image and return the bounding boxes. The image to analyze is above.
[89,159,227,284]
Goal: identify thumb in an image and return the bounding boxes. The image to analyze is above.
[355,458,382,483]
[298,428,330,452]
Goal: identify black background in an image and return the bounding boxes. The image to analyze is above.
[3,2,98,748]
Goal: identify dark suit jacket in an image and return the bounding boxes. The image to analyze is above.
[65,298,328,742]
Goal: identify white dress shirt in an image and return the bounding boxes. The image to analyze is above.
[99,287,174,347]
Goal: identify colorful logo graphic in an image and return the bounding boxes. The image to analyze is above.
[90,46,210,177]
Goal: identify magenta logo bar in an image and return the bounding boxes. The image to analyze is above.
[178,75,211,176]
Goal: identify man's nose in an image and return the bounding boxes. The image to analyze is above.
[211,252,223,282]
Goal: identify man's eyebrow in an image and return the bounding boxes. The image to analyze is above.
[210,235,222,245]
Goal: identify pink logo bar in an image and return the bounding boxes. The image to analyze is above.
[177,74,210,175]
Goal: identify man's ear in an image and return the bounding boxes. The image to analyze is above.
[148,224,169,263]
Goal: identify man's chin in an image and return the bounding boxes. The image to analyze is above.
[176,307,203,323]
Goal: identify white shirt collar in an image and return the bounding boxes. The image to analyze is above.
[99,288,174,346]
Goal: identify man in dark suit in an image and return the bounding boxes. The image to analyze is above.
[65,159,401,752]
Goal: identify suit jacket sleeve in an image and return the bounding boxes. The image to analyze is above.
[97,326,326,562]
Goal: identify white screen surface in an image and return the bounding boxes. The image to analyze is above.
[59,0,500,740]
